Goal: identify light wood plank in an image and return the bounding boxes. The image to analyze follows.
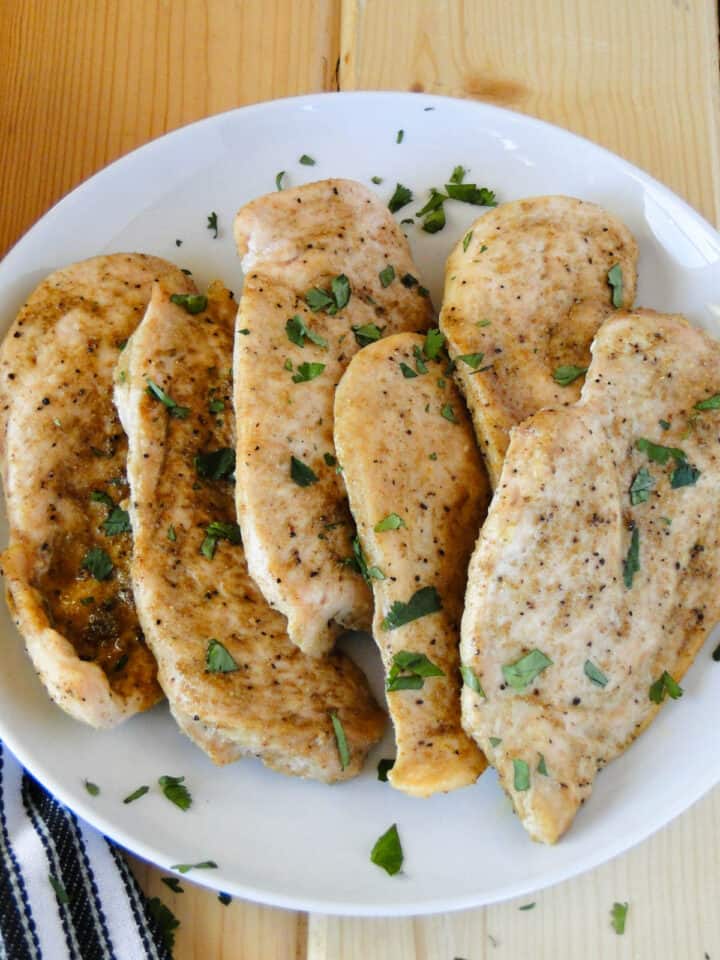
[339,0,720,224]
[0,0,340,256]
[309,787,720,960]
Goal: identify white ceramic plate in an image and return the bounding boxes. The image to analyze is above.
[1,92,719,917]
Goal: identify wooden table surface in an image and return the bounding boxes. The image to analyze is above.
[2,1,720,957]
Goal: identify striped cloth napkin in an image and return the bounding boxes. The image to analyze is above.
[0,742,172,960]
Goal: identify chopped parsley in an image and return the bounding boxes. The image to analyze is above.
[489,737,502,748]
[170,861,218,874]
[477,319,491,328]
[388,183,413,214]
[167,525,177,541]
[607,264,623,307]
[460,664,485,696]
[584,659,608,687]
[553,365,587,387]
[200,521,242,559]
[513,759,530,792]
[396,129,404,144]
[659,418,671,430]
[649,670,683,704]
[630,466,654,505]
[670,461,701,488]
[623,526,640,588]
[352,323,383,346]
[713,642,720,662]
[635,437,686,464]
[324,452,336,466]
[386,650,444,692]
[159,775,192,811]
[91,490,114,508]
[457,353,484,369]
[401,272,418,288]
[377,758,395,781]
[206,639,238,674]
[462,231,473,252]
[195,447,235,480]
[441,404,458,423]
[170,293,207,315]
[49,874,70,905]
[519,903,536,911]
[304,274,351,314]
[292,361,325,383]
[537,754,549,776]
[79,596,95,606]
[275,171,285,190]
[502,649,553,690]
[412,346,428,374]
[209,398,224,413]
[146,379,190,419]
[374,513,406,532]
[379,265,396,287]
[299,154,316,165]
[330,712,350,771]
[449,165,465,183]
[694,393,720,410]
[285,314,328,349]
[422,205,445,234]
[84,780,100,796]
[371,176,383,185]
[207,212,218,238]
[101,506,130,536]
[123,785,149,804]
[611,901,629,935]
[290,455,319,487]
[444,182,496,206]
[81,547,113,581]
[400,361,418,379]
[370,823,403,875]
[381,586,442,631]
[343,536,385,584]
[424,328,445,359]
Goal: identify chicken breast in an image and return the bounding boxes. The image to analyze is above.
[335,332,489,796]
[234,179,433,656]
[114,279,385,780]
[461,310,720,842]
[0,254,191,728]
[440,196,638,487]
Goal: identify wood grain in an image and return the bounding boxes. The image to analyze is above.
[339,0,720,225]
[0,0,339,256]
[1,1,720,958]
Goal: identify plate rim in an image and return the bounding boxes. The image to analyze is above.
[1,90,719,917]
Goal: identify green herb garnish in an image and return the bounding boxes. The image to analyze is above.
[371,176,383,185]
[352,323,383,346]
[207,212,218,238]
[649,670,683,704]
[206,639,238,674]
[299,154,316,165]
[553,365,587,387]
[412,345,428,374]
[324,452,336,466]
[460,665,485,696]
[537,754,549,776]
[84,780,100,796]
[343,536,385,584]
[422,205,445,233]
[90,490,114,508]
[375,513,406,532]
[388,183,413,214]
[290,455,319,487]
[607,264,623,308]
[502,649,553,690]
[148,897,179,951]
[170,293,207,315]
[513,759,530,791]
[292,361,325,383]
[370,823,403,876]
[396,129,404,144]
[441,404,457,423]
[519,903,536,911]
[623,526,640,588]
[275,171,285,190]
[170,861,218,874]
[161,877,184,894]
[462,231,473,252]
[167,525,176,541]
[400,273,418,288]
[670,462,701,488]
[694,393,720,410]
[630,466,654,505]
[611,901,629,935]
[400,361,418,379]
[377,758,395,781]
[635,437,686,464]
[584,659,608,687]
[123,785,149,804]
[101,507,130,536]
[386,650,444,691]
[659,418,671,430]
[159,775,192,811]
[423,328,445,359]
[457,353,484,369]
[146,379,190,419]
[195,447,235,480]
[200,521,242,560]
[379,265,396,287]
[81,547,113,581]
[285,314,328,349]
[330,711,350,771]
[444,183,496,206]
[489,737,502,748]
[381,586,442,631]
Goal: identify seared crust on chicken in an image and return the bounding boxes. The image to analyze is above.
[440,196,638,486]
[461,311,720,841]
[115,280,385,780]
[335,332,489,796]
[233,179,433,655]
[0,255,189,727]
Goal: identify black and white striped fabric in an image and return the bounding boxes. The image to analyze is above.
[0,743,171,960]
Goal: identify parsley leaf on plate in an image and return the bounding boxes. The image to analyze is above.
[374,513,406,532]
[195,447,236,481]
[623,526,640,589]
[381,586,442,631]
[206,639,239,674]
[159,775,192,811]
[290,455,319,487]
[607,264,623,307]
[370,823,403,875]
[146,379,189,419]
[170,293,207,315]
[460,664,485,695]
[330,711,350,770]
[502,649,553,690]
[386,649,444,692]
[285,314,328,349]
[584,659,608,687]
[81,547,113,581]
[388,183,413,214]
[553,364,587,387]
[649,670,683,704]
